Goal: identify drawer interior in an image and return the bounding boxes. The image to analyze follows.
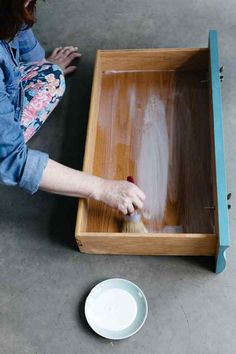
[78,49,215,234]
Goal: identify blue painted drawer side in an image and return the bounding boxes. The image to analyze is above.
[209,30,230,273]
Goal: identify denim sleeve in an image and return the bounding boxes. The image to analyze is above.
[18,27,45,63]
[0,69,48,194]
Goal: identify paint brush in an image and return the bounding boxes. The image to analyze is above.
[121,176,148,233]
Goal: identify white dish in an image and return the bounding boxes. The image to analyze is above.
[85,278,148,340]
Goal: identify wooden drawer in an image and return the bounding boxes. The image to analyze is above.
[75,30,229,273]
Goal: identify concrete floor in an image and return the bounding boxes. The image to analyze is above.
[1,0,236,353]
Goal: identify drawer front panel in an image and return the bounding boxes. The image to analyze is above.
[209,30,230,273]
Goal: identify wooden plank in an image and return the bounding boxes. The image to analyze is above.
[83,69,213,234]
[74,45,217,262]
[100,48,209,72]
[76,233,217,256]
[75,52,102,235]
[208,30,230,273]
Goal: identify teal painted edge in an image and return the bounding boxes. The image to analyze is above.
[216,246,228,274]
[209,30,230,273]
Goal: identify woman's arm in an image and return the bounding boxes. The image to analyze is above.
[39,159,145,215]
[39,159,103,199]
[18,27,81,74]
[0,68,48,193]
[18,27,45,63]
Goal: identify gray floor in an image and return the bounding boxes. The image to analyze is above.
[1,1,236,353]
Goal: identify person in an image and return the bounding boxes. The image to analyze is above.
[0,0,145,215]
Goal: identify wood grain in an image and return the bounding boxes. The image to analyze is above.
[100,48,209,72]
[75,49,215,258]
[174,71,214,233]
[78,233,217,256]
[75,53,102,235]
[81,69,213,233]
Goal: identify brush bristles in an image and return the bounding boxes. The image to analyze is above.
[122,220,148,233]
[122,212,148,233]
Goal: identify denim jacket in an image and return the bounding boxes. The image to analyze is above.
[0,27,49,194]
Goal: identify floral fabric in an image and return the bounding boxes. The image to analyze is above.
[20,62,65,142]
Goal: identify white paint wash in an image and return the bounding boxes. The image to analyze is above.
[137,94,169,222]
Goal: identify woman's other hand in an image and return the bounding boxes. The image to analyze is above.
[46,46,81,75]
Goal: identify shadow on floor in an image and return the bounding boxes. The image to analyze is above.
[176,255,215,272]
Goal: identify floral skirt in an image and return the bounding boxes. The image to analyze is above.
[20,62,65,142]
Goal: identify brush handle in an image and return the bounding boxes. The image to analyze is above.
[127,176,135,184]
[127,175,137,215]
[125,212,141,222]
[126,176,147,233]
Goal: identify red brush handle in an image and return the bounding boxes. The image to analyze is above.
[127,176,138,213]
[127,175,135,184]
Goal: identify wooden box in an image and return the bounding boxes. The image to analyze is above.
[75,31,230,273]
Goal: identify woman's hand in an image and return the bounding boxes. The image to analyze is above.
[40,160,145,215]
[46,46,81,75]
[95,179,146,215]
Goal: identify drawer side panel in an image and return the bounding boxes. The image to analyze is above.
[209,30,230,273]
